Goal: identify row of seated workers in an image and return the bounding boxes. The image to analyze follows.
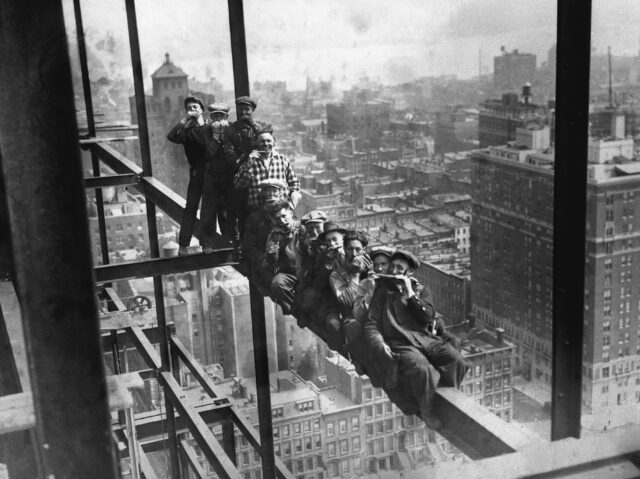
[168,95,470,430]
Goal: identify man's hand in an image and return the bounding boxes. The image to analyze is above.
[351,255,372,273]
[396,275,415,299]
[248,150,261,161]
[382,343,394,360]
[290,190,302,208]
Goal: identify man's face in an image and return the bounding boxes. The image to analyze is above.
[262,187,283,204]
[345,239,365,263]
[258,133,275,153]
[237,103,253,121]
[271,207,293,229]
[185,102,203,117]
[391,258,411,276]
[305,222,323,239]
[210,112,228,122]
[325,231,344,250]
[372,255,391,274]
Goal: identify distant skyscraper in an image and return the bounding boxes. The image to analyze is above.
[493,48,537,92]
[326,99,391,145]
[471,130,640,416]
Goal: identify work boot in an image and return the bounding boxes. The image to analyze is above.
[203,245,215,254]
[178,246,189,257]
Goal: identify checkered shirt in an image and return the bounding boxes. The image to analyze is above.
[234,150,300,209]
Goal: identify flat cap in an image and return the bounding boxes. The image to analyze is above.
[390,250,420,270]
[207,103,230,115]
[369,246,395,259]
[301,210,328,225]
[184,95,204,110]
[259,178,287,191]
[318,221,347,241]
[235,96,257,110]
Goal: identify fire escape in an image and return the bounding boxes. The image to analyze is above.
[1,0,640,478]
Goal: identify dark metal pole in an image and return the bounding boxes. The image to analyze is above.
[72,0,96,137]
[551,0,592,441]
[227,0,250,103]
[249,284,275,479]
[124,0,180,475]
[92,153,111,265]
[0,1,118,477]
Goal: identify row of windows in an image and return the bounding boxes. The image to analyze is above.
[326,416,359,436]
[274,435,322,457]
[327,437,361,457]
[270,419,321,438]
[364,401,393,419]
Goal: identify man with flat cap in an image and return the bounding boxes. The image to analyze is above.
[222,96,268,241]
[364,250,469,430]
[167,95,223,256]
[241,178,288,277]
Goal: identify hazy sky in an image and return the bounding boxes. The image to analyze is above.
[63,0,638,91]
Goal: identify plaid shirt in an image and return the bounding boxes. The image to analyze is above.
[233,150,300,209]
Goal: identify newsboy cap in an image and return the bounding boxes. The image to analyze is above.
[369,246,395,259]
[390,250,420,270]
[301,210,328,225]
[318,221,347,242]
[207,103,230,115]
[235,96,257,110]
[259,178,287,191]
[184,95,205,110]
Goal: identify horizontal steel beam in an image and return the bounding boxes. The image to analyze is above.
[126,326,162,370]
[99,309,157,331]
[159,372,241,479]
[113,401,232,449]
[95,249,235,282]
[433,388,534,460]
[171,337,295,479]
[84,173,140,189]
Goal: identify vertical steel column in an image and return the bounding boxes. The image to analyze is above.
[551,0,592,440]
[249,284,275,479]
[72,0,96,138]
[222,420,237,467]
[93,151,111,266]
[0,1,118,477]
[124,0,180,475]
[73,0,110,266]
[226,3,276,477]
[227,0,251,102]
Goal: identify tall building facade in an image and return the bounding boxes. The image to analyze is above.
[478,87,548,148]
[471,130,640,415]
[326,100,391,143]
[493,48,536,92]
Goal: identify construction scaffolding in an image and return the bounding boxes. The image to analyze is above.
[2,0,640,478]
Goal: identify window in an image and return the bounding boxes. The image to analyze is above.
[282,425,290,438]
[305,437,312,451]
[366,424,374,436]
[340,439,348,455]
[272,407,283,418]
[328,442,336,457]
[363,388,372,401]
[294,422,301,435]
[339,419,347,434]
[365,406,373,418]
[294,439,302,454]
[353,436,361,452]
[351,416,359,431]
[326,422,335,436]
[283,441,291,457]
[314,434,321,449]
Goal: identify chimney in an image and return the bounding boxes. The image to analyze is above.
[496,327,505,345]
